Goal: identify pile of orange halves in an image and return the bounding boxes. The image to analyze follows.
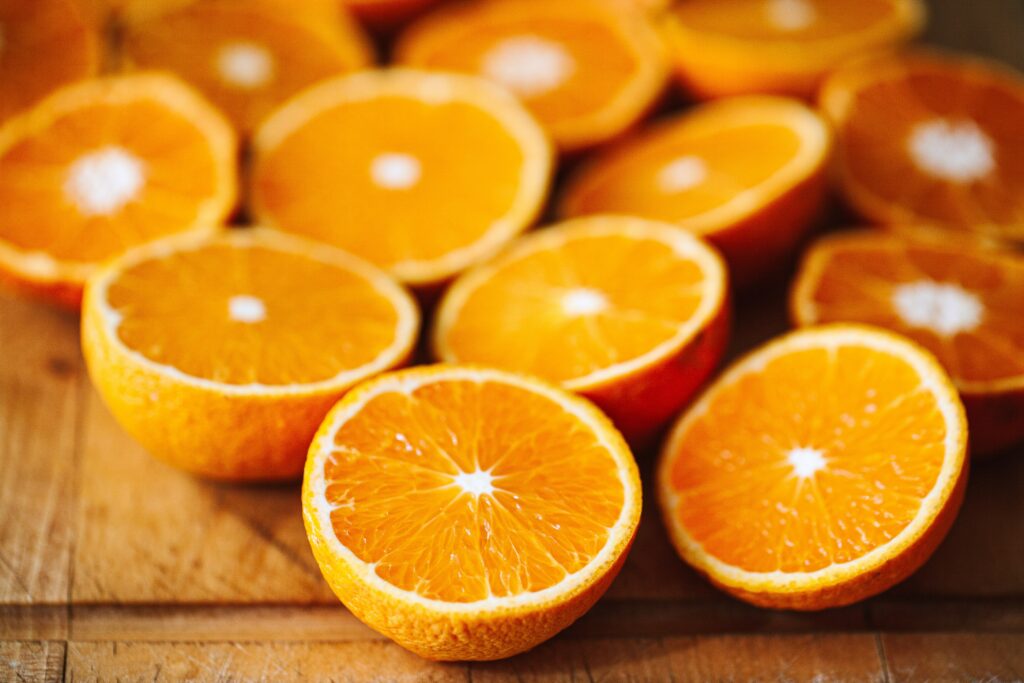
[1,0,1022,661]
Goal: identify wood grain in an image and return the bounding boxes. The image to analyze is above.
[0,641,65,683]
[882,633,1024,681]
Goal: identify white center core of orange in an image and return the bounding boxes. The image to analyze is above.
[64,146,145,216]
[481,35,575,99]
[658,155,708,193]
[217,41,274,89]
[765,0,817,31]
[908,119,995,182]
[561,288,608,316]
[788,447,825,478]
[371,153,421,190]
[455,469,494,496]
[892,280,983,336]
[228,295,267,324]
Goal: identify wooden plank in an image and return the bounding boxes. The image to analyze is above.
[926,0,1024,69]
[881,633,1024,681]
[0,293,82,606]
[0,641,65,683]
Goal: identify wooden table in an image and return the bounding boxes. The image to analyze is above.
[4,1,1024,680]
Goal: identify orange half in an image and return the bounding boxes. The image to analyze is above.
[395,0,667,153]
[792,230,1024,456]
[658,324,967,609]
[122,0,372,135]
[303,365,641,660]
[0,73,237,307]
[560,96,830,285]
[661,0,924,99]
[821,50,1024,242]
[251,69,552,288]
[434,216,729,442]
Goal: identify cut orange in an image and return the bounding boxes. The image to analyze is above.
[0,74,236,308]
[821,51,1024,242]
[560,96,830,286]
[82,228,419,481]
[122,0,373,135]
[657,324,967,610]
[395,0,667,153]
[302,365,641,660]
[433,216,729,443]
[792,230,1024,457]
[251,69,552,289]
[0,0,100,121]
[661,0,924,99]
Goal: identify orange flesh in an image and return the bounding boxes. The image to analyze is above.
[666,343,948,573]
[123,4,369,133]
[105,241,401,385]
[324,378,625,602]
[0,0,97,120]
[0,99,228,263]
[443,234,708,383]
[564,120,802,227]
[800,239,1024,384]
[669,0,897,42]
[835,63,1024,227]
[402,14,641,130]
[255,96,527,269]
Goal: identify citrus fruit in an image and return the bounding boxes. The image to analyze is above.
[251,69,552,290]
[821,50,1024,242]
[661,0,924,99]
[0,73,236,308]
[82,228,418,481]
[302,364,642,660]
[657,324,968,610]
[792,230,1024,457]
[0,0,99,121]
[395,0,667,153]
[433,216,729,443]
[122,0,373,135]
[560,96,830,286]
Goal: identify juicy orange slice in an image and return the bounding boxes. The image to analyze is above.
[302,365,641,660]
[122,0,372,134]
[560,96,830,286]
[821,51,1024,242]
[82,229,419,480]
[434,216,729,442]
[657,324,967,609]
[251,69,552,289]
[395,0,667,153]
[0,73,236,308]
[792,230,1024,456]
[661,0,924,99]
[0,0,99,120]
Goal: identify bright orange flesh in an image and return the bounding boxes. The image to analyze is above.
[658,325,967,608]
[395,0,666,152]
[0,0,99,121]
[252,70,551,287]
[123,0,372,134]
[671,0,902,41]
[821,52,1024,240]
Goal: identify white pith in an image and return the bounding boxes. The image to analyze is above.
[64,146,145,216]
[228,295,267,324]
[658,155,708,193]
[481,35,576,99]
[217,41,275,89]
[765,0,817,32]
[561,288,609,316]
[787,446,825,478]
[370,152,422,190]
[907,118,995,183]
[892,280,984,336]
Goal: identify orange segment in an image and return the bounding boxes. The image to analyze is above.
[658,325,967,609]
[82,229,419,480]
[792,230,1024,456]
[434,216,729,441]
[395,0,667,153]
[661,0,924,99]
[251,69,552,288]
[0,0,99,120]
[560,96,830,285]
[122,0,373,134]
[0,73,237,308]
[821,51,1024,242]
[303,365,641,660]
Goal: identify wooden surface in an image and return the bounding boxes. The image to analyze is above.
[4,1,1024,680]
